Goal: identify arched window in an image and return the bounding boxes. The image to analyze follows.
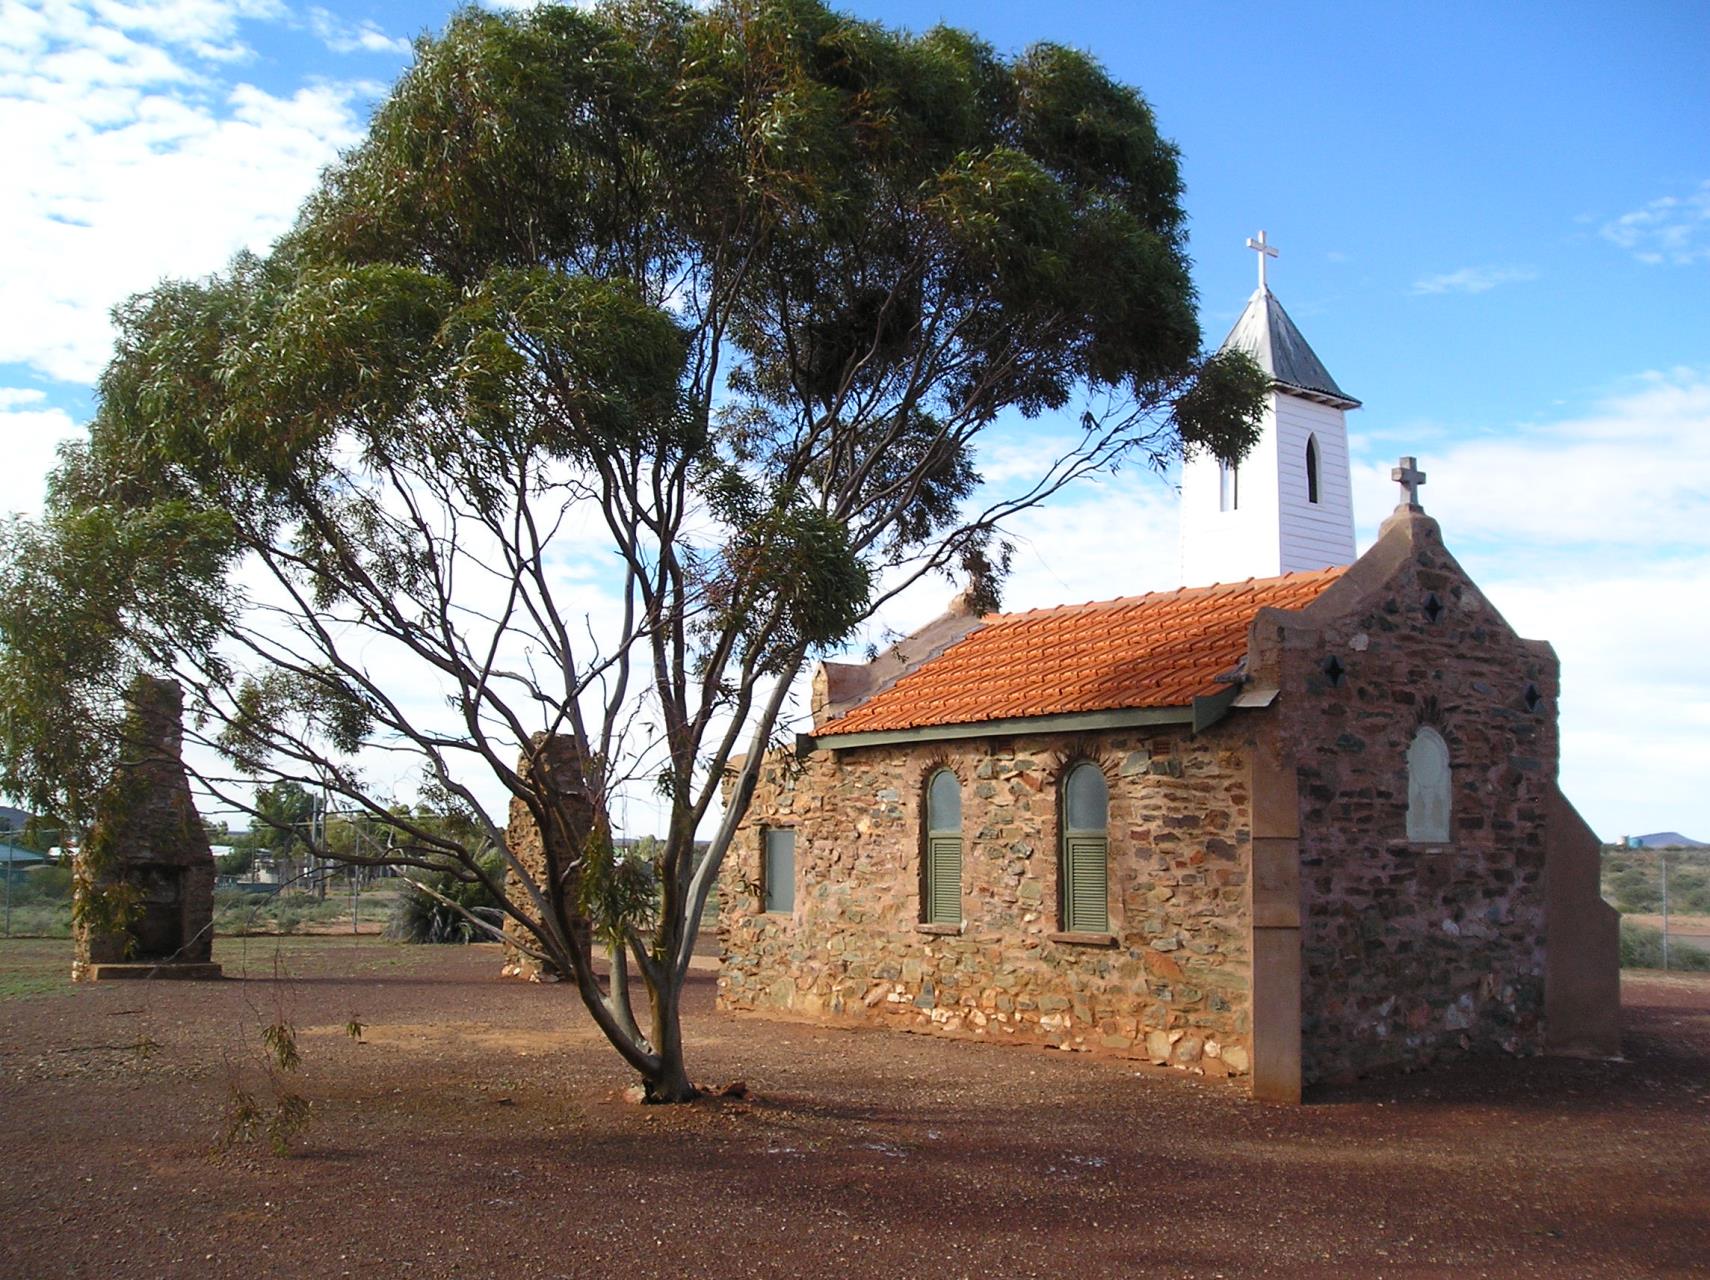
[923,769,962,924]
[1306,434,1320,504]
[1406,727,1451,842]
[1060,763,1109,933]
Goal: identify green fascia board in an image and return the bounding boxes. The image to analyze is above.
[802,691,1242,755]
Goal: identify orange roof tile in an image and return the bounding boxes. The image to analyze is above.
[819,568,1345,736]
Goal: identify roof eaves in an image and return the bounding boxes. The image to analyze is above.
[803,690,1247,755]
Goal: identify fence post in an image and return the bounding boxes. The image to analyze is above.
[1660,850,1671,972]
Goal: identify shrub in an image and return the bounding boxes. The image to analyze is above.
[1620,920,1710,971]
[2,900,72,937]
[216,847,256,876]
[386,851,505,944]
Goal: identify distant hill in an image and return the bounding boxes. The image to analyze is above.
[0,805,30,833]
[1629,832,1708,849]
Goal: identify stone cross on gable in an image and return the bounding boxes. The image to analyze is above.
[1246,229,1279,291]
[1392,456,1427,510]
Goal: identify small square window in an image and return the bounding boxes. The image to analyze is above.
[763,828,795,914]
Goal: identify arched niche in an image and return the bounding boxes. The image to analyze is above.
[1406,726,1451,842]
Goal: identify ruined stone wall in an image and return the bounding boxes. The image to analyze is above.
[73,675,216,978]
[718,727,1255,1079]
[1259,514,1557,1084]
[500,734,593,979]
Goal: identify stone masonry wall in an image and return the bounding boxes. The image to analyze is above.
[500,734,593,980]
[718,727,1255,1079]
[72,675,216,978]
[1259,513,1557,1084]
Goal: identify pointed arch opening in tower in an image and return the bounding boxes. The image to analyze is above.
[1306,433,1320,504]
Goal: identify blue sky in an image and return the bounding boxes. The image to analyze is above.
[4,0,1707,839]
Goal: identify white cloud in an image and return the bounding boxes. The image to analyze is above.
[0,394,86,517]
[1351,366,1710,557]
[91,0,285,51]
[1601,179,1710,266]
[307,6,410,55]
[845,463,1184,683]
[0,0,374,383]
[1350,366,1710,840]
[1410,264,1538,296]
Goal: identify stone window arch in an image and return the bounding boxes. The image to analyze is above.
[1406,726,1451,842]
[922,767,962,925]
[1060,762,1109,933]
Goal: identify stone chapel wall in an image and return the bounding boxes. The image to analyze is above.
[718,727,1255,1078]
[1257,514,1559,1085]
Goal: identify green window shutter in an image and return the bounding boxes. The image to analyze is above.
[925,834,962,924]
[1063,834,1108,933]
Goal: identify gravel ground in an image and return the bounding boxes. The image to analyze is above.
[1,935,1705,1280]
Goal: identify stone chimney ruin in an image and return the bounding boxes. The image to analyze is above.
[72,675,221,981]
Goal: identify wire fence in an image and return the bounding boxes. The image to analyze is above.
[1603,846,1710,972]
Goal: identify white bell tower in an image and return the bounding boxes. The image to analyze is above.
[1180,231,1359,585]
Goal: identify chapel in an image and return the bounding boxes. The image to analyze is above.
[716,235,1620,1100]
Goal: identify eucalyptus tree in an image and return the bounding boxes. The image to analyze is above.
[0,0,1263,1101]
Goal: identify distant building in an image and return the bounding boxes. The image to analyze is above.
[0,841,46,872]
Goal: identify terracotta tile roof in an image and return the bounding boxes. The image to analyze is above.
[818,568,1346,736]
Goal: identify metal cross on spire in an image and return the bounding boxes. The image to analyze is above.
[1392,456,1427,510]
[1246,229,1279,291]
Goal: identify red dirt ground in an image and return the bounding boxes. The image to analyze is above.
[1,935,1706,1279]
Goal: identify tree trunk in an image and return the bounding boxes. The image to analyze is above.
[641,977,698,1104]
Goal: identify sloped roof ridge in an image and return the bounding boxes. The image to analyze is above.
[814,564,1351,737]
[1218,286,1360,409]
[982,565,1348,624]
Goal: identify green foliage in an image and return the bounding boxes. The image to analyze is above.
[1172,347,1270,465]
[387,849,506,944]
[710,495,872,662]
[1619,920,1710,971]
[1601,850,1710,916]
[0,900,73,938]
[221,1087,312,1157]
[212,885,394,936]
[0,504,233,822]
[221,1017,310,1155]
[7,865,72,902]
[576,829,658,948]
[251,783,316,861]
[262,1021,302,1072]
[1,0,1264,1099]
[215,847,255,876]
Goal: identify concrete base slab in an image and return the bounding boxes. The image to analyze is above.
[84,963,224,981]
